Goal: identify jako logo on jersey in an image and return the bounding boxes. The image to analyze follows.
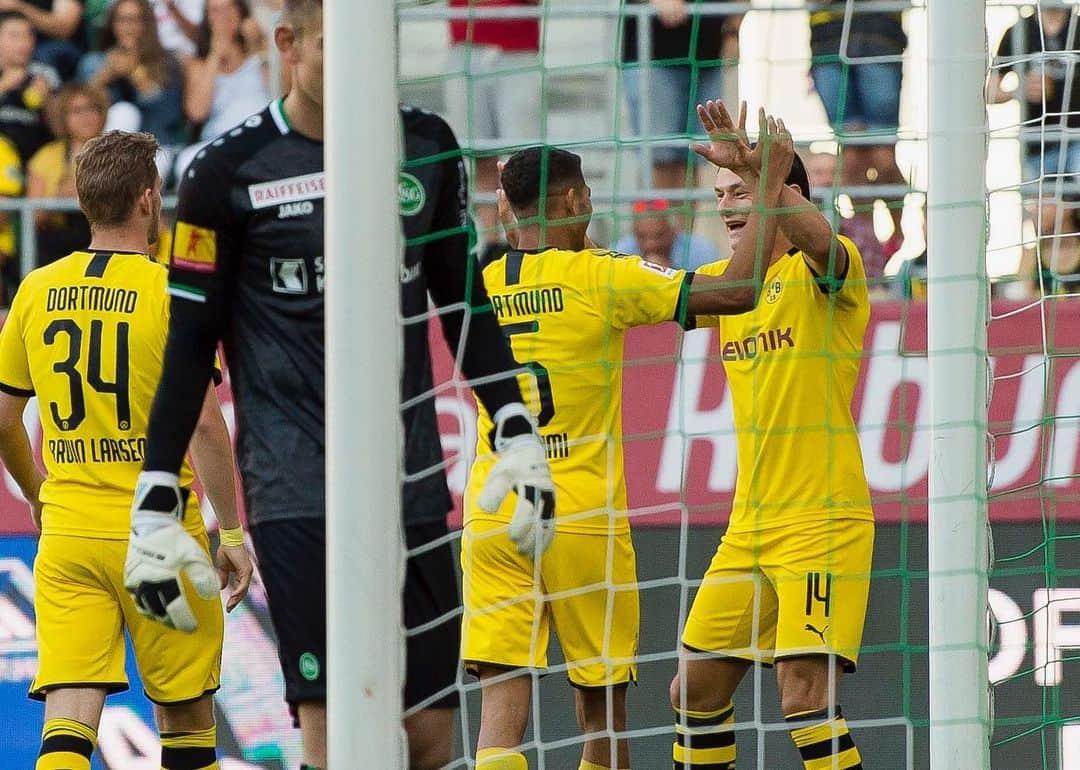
[248,172,325,209]
[765,277,783,304]
[277,201,314,219]
[720,327,794,361]
[270,258,308,294]
[401,262,421,284]
[399,172,426,216]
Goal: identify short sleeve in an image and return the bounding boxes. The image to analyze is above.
[825,235,867,310]
[0,289,33,396]
[591,253,692,330]
[683,258,731,330]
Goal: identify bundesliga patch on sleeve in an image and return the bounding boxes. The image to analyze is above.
[638,260,678,279]
[172,221,218,272]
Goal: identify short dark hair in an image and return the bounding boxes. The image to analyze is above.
[501,146,585,211]
[75,131,159,227]
[745,143,811,200]
[787,151,811,201]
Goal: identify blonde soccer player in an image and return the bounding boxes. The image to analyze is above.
[0,130,252,770]
[462,116,794,770]
[669,101,874,770]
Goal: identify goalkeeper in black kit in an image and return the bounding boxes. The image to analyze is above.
[121,1,555,769]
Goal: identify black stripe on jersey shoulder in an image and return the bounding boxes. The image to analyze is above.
[486,246,561,282]
[84,250,113,277]
[674,271,695,327]
[505,250,525,285]
[804,242,851,295]
[0,381,33,397]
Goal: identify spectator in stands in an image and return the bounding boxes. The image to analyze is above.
[0,0,84,81]
[989,5,1078,257]
[27,83,106,265]
[0,10,53,166]
[621,0,742,192]
[0,132,21,303]
[78,0,185,160]
[990,6,1079,184]
[809,0,908,278]
[175,0,267,175]
[1017,204,1080,297]
[444,0,542,249]
[152,0,204,59]
[615,197,718,270]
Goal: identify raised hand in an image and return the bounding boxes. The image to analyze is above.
[761,115,795,191]
[692,99,753,172]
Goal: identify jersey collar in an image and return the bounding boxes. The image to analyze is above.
[270,98,292,135]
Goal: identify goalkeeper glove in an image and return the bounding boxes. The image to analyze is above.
[478,403,556,559]
[124,471,218,632]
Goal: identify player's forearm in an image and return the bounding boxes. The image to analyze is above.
[144,301,222,475]
[774,185,838,268]
[0,423,43,504]
[425,235,526,416]
[189,386,242,531]
[728,178,783,287]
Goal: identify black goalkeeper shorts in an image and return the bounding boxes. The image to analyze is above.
[249,518,461,719]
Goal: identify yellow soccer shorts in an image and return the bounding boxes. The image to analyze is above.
[461,520,639,688]
[31,533,224,704]
[682,519,874,671]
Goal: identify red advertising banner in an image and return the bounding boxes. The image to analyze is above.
[0,300,1076,534]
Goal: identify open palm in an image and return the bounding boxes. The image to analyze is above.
[692,99,754,172]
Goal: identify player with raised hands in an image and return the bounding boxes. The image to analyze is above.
[463,110,793,770]
[0,130,251,770]
[670,99,874,770]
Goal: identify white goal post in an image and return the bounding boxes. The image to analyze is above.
[927,0,991,768]
[326,0,404,766]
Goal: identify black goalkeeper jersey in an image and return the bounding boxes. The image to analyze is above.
[145,99,522,527]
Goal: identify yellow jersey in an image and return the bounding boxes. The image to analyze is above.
[465,248,691,534]
[0,250,206,539]
[692,236,873,533]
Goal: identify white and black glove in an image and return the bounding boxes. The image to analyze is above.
[478,403,556,559]
[123,471,218,632]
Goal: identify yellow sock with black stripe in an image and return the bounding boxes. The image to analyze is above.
[580,760,628,770]
[787,707,862,770]
[37,718,96,770]
[673,702,735,770]
[477,747,528,769]
[160,725,218,769]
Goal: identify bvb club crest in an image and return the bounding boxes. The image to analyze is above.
[765,277,783,304]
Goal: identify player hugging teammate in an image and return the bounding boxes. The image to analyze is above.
[669,102,874,770]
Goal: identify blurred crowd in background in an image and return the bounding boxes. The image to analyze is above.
[441,0,1078,302]
[0,0,1075,306]
[0,0,280,300]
